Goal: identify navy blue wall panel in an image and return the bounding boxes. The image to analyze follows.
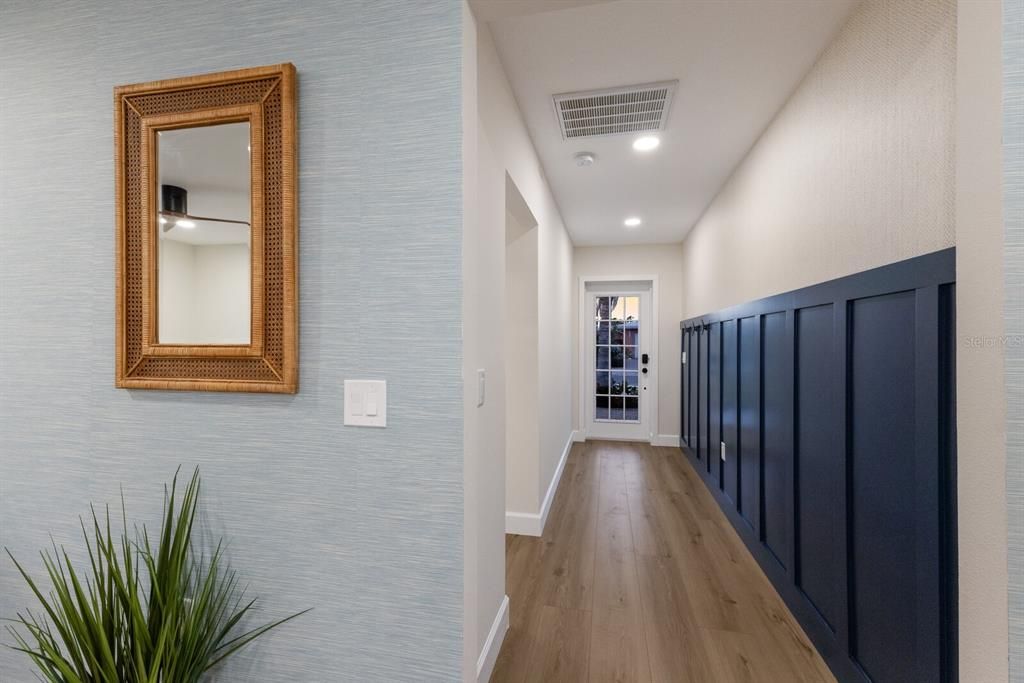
[679,249,956,683]
[709,322,722,482]
[682,330,689,447]
[795,304,841,632]
[722,320,739,502]
[699,328,709,465]
[761,311,791,568]
[739,316,760,531]
[690,329,699,458]
[939,284,957,682]
[849,292,918,683]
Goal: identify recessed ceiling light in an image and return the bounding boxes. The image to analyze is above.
[624,217,642,228]
[175,219,197,229]
[632,135,660,152]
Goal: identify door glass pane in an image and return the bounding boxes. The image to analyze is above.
[594,294,641,424]
[609,297,625,320]
[611,321,624,344]
[610,397,624,420]
[624,297,638,321]
[625,397,638,421]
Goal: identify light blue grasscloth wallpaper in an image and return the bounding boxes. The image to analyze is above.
[1007,0,1023,680]
[0,1,463,681]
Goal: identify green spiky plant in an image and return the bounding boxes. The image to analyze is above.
[5,468,309,682]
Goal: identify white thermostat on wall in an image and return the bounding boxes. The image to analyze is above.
[344,380,387,427]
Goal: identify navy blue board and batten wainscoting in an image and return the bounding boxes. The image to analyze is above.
[679,248,957,683]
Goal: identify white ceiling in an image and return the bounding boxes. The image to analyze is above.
[482,0,859,246]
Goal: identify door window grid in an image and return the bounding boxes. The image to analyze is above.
[594,295,640,422]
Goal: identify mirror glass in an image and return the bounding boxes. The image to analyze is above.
[157,122,251,344]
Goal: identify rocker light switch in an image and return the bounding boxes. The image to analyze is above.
[344,380,387,427]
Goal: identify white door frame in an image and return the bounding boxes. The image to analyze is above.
[578,275,659,444]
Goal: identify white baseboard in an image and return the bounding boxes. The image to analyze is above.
[505,431,574,537]
[476,594,509,683]
[651,434,681,447]
[504,511,541,536]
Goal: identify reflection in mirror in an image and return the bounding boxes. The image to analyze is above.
[157,122,251,345]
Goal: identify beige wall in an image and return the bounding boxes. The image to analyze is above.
[676,0,1009,679]
[680,0,955,318]
[573,244,684,441]
[956,1,1009,680]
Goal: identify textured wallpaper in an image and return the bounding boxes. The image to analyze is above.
[0,1,464,681]
[1006,1,1024,679]
[679,0,956,318]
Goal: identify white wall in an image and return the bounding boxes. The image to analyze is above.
[158,240,250,344]
[476,13,575,527]
[572,244,684,442]
[680,0,955,318]
[462,4,506,680]
[158,238,196,342]
[194,244,250,343]
[956,1,1009,680]
[461,8,575,676]
[505,206,540,514]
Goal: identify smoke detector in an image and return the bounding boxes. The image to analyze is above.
[553,80,677,140]
[574,152,596,167]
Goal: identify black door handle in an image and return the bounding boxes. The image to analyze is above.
[641,353,649,364]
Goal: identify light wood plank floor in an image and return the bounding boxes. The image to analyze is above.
[490,440,835,683]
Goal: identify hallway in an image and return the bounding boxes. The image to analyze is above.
[491,441,834,683]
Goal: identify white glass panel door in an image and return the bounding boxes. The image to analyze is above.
[585,283,653,441]
[594,295,640,423]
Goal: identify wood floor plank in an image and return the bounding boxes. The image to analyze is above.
[593,448,643,613]
[491,440,834,683]
[521,605,592,683]
[588,606,652,683]
[635,554,717,683]
[537,446,599,611]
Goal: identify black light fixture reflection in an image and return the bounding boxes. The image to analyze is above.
[159,184,250,231]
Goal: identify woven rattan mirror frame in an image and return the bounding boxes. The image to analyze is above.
[114,64,297,393]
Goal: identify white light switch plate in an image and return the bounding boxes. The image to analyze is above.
[344,380,387,427]
[477,369,486,407]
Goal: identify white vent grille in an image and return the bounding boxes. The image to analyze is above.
[553,81,677,140]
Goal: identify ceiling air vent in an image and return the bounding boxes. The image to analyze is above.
[553,80,677,140]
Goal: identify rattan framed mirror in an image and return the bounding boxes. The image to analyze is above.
[115,64,297,393]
